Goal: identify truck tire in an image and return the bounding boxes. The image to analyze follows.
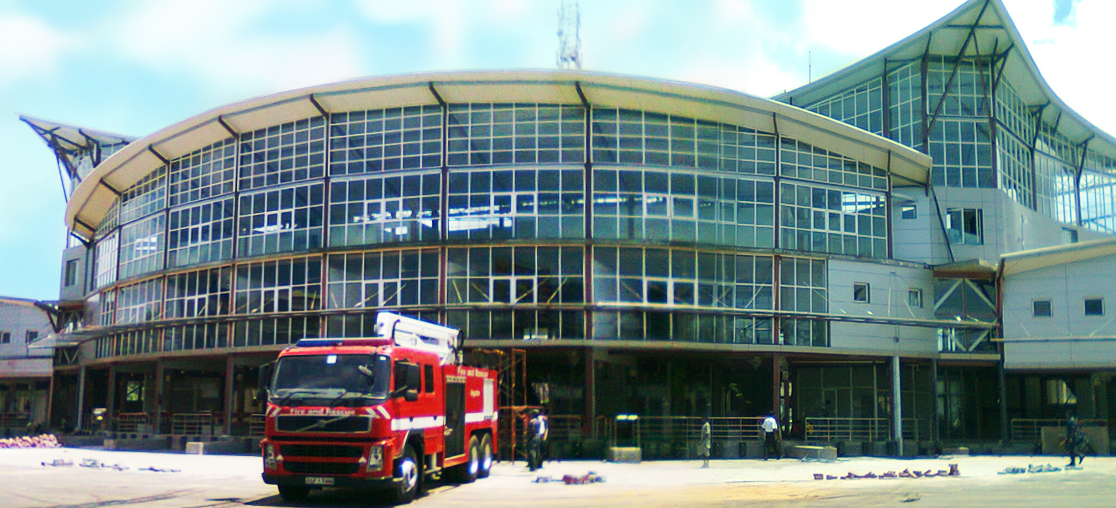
[465,436,480,483]
[277,485,309,502]
[478,434,493,479]
[450,436,480,484]
[392,445,422,504]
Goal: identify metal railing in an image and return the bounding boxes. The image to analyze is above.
[805,417,888,442]
[170,413,215,436]
[1011,418,1106,441]
[804,417,926,442]
[114,412,151,434]
[0,413,30,427]
[639,416,766,442]
[249,414,266,437]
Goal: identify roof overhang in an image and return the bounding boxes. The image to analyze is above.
[774,0,1116,163]
[19,115,136,154]
[1001,235,1116,276]
[933,258,998,279]
[64,69,930,239]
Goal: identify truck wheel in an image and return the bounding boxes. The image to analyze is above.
[277,485,309,502]
[464,436,480,483]
[392,445,422,504]
[478,434,493,479]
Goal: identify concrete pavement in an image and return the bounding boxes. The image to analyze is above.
[1,447,1113,507]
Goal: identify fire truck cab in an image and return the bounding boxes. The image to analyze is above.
[259,312,498,504]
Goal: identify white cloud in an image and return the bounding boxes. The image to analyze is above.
[0,12,74,90]
[108,0,366,95]
[1005,0,1116,133]
[798,0,960,57]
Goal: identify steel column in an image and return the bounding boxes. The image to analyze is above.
[154,360,164,434]
[892,356,903,455]
[223,355,235,436]
[106,364,116,432]
[75,365,86,431]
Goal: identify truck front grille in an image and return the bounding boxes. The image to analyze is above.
[276,415,373,433]
[283,462,361,475]
[281,444,363,458]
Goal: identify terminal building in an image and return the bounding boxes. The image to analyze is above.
[15,0,1116,453]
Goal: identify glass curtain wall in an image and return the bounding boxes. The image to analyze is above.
[85,99,909,359]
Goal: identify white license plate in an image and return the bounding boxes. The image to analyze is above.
[305,476,335,486]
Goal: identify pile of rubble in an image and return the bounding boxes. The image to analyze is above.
[0,434,61,449]
[814,464,960,480]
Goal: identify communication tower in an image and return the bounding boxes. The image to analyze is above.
[557,0,582,70]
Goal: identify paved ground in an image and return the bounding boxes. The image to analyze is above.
[1,447,1114,507]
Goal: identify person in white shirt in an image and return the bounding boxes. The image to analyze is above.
[761,413,780,460]
[699,416,711,468]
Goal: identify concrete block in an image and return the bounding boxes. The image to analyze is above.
[185,442,205,455]
[1041,426,1108,456]
[786,445,837,460]
[606,446,641,463]
[868,441,888,456]
[836,441,864,456]
[719,440,740,459]
[744,441,764,458]
[203,439,250,455]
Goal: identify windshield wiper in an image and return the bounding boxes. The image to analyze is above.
[326,389,351,408]
[271,388,319,407]
[294,413,355,433]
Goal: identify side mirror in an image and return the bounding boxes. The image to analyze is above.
[256,362,274,404]
[404,388,419,402]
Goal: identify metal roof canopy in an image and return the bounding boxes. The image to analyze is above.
[933,258,998,279]
[19,115,136,154]
[1000,235,1116,276]
[63,70,931,239]
[774,0,1116,162]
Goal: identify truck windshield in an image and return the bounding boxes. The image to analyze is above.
[271,354,391,405]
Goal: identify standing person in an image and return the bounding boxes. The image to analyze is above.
[1065,412,1082,467]
[699,416,712,468]
[762,413,780,460]
[526,410,543,471]
[538,409,549,468]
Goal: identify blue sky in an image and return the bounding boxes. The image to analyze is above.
[1,0,1113,300]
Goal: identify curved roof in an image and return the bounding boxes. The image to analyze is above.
[65,69,931,238]
[774,0,1116,160]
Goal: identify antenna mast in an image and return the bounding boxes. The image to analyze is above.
[557,0,582,70]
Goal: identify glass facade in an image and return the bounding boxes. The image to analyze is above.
[82,100,915,360]
[807,78,883,136]
[804,53,1116,239]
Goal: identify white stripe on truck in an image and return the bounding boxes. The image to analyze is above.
[390,415,445,431]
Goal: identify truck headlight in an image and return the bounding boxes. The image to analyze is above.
[264,443,278,471]
[366,445,384,472]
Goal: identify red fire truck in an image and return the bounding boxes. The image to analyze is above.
[258,312,498,504]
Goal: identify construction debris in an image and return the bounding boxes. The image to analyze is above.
[41,459,73,467]
[814,465,959,480]
[534,472,606,484]
[0,434,61,449]
[79,458,128,471]
[998,464,1063,474]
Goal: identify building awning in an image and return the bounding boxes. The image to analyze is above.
[0,358,52,379]
[933,259,997,279]
[1001,235,1116,276]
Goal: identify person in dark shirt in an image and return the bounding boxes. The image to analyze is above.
[1065,412,1083,467]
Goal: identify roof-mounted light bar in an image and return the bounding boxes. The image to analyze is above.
[294,337,391,348]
